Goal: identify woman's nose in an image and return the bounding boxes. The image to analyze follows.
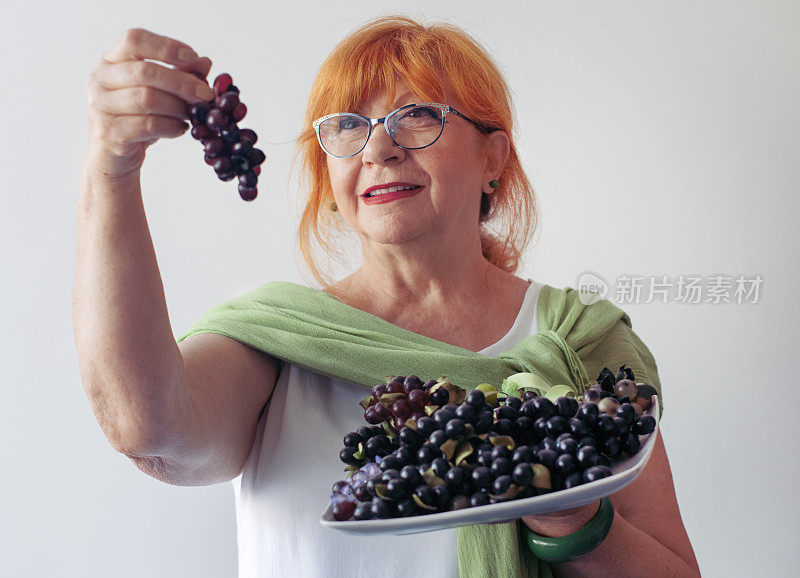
[360,121,405,164]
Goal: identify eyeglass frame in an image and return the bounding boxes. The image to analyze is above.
[312,102,496,158]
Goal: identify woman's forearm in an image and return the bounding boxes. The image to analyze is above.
[522,506,700,577]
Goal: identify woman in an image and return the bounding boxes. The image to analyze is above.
[75,16,700,578]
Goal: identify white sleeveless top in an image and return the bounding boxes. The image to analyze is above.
[231,279,542,577]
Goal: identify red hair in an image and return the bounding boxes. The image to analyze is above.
[290,15,539,291]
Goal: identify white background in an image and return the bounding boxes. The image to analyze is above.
[1,1,798,576]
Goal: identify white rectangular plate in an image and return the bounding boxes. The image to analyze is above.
[321,396,659,535]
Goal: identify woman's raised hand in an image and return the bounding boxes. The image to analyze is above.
[84,27,214,183]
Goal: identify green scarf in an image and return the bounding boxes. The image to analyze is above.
[176,281,663,577]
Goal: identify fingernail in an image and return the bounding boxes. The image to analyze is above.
[178,47,198,63]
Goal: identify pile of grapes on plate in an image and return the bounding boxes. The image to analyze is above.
[186,73,266,201]
[329,365,658,522]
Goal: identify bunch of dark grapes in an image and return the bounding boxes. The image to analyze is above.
[330,366,657,522]
[186,73,265,201]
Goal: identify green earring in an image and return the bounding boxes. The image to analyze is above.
[489,178,500,189]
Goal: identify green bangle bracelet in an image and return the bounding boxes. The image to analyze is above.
[523,497,614,563]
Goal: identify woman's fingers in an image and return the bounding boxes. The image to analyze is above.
[101,27,200,68]
[96,112,191,146]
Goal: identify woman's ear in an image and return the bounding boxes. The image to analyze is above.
[482,130,511,187]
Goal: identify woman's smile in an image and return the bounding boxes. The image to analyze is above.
[361,185,424,205]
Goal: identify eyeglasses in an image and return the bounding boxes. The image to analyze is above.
[312,102,491,158]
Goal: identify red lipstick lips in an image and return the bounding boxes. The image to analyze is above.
[362,182,423,205]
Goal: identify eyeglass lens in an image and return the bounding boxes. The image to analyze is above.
[318,105,445,157]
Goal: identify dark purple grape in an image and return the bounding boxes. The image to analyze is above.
[204,137,226,158]
[466,389,485,410]
[228,154,249,176]
[633,416,656,435]
[191,125,213,141]
[444,466,467,490]
[353,502,372,520]
[493,475,512,495]
[379,454,401,471]
[470,492,490,507]
[238,186,258,201]
[239,128,258,144]
[495,418,513,435]
[532,397,557,419]
[495,405,517,421]
[395,498,417,517]
[233,102,247,122]
[392,399,412,421]
[537,449,558,470]
[386,379,404,394]
[601,436,622,459]
[414,485,435,508]
[555,453,577,476]
[189,101,211,125]
[428,429,447,448]
[593,414,617,437]
[431,484,452,510]
[616,403,636,424]
[403,375,423,392]
[416,445,438,465]
[339,447,360,465]
[556,397,579,419]
[248,148,266,166]
[577,436,596,450]
[385,478,409,500]
[520,400,538,419]
[400,465,422,487]
[216,91,240,113]
[431,457,449,478]
[512,446,533,464]
[226,83,240,94]
[583,465,613,483]
[623,431,642,456]
[546,416,569,437]
[205,108,228,131]
[398,427,422,449]
[569,417,590,437]
[563,472,583,489]
[612,416,629,436]
[490,445,511,461]
[213,156,233,174]
[474,412,493,434]
[532,417,548,441]
[576,445,599,469]
[332,499,356,521]
[455,403,476,424]
[429,388,449,406]
[490,457,512,478]
[514,416,534,438]
[407,388,429,410]
[370,498,390,519]
[577,403,599,425]
[394,446,416,467]
[343,432,362,448]
[416,417,435,438]
[505,396,523,411]
[213,73,233,95]
[471,466,493,489]
[523,390,539,402]
[220,124,241,145]
[364,405,380,425]
[477,451,493,468]
[512,463,533,486]
[541,436,557,451]
[445,418,465,439]
[217,171,236,182]
[556,437,578,456]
